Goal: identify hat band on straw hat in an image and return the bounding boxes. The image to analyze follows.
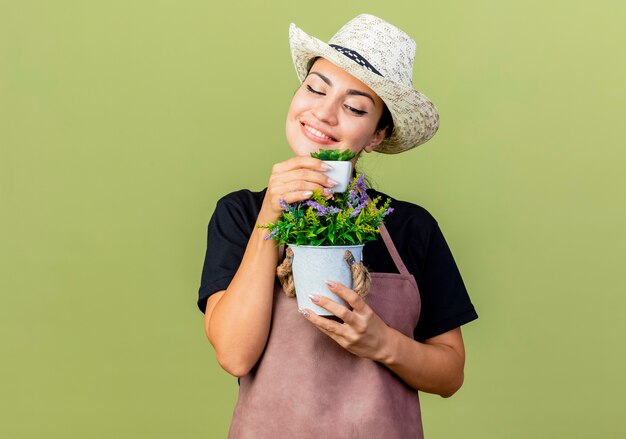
[289,14,440,153]
[329,44,382,76]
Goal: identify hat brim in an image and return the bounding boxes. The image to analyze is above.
[289,23,439,154]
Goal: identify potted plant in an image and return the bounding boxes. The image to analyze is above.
[259,172,394,316]
[310,149,355,193]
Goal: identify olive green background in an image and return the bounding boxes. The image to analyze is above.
[1,0,625,437]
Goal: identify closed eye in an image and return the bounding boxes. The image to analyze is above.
[345,105,367,116]
[306,85,324,95]
[307,84,367,115]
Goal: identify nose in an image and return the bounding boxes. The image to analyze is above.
[312,97,339,126]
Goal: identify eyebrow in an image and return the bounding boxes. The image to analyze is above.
[309,71,376,105]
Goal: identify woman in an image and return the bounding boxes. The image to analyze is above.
[198,14,478,438]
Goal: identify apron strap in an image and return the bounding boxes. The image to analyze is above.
[379,223,411,276]
[363,189,410,276]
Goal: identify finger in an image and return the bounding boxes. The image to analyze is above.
[274,180,334,197]
[326,281,366,313]
[299,307,345,336]
[274,168,338,189]
[273,156,332,174]
[280,190,314,204]
[266,183,327,210]
[308,293,354,325]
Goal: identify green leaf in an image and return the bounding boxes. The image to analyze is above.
[255,169,393,246]
[309,149,355,161]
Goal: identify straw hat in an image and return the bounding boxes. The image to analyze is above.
[289,14,440,154]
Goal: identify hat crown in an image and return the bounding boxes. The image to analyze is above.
[328,14,416,87]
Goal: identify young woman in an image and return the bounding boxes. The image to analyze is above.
[198,14,478,438]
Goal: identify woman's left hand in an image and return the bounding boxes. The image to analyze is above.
[299,281,391,362]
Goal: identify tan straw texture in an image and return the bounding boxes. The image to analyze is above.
[289,14,440,154]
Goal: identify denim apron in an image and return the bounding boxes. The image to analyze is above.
[228,224,424,438]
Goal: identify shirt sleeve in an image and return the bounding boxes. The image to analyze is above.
[197,193,254,314]
[413,219,478,341]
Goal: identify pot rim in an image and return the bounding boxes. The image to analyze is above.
[287,243,365,249]
[322,160,352,165]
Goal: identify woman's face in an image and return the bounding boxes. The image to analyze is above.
[285,58,387,161]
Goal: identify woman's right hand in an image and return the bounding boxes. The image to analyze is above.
[258,156,338,224]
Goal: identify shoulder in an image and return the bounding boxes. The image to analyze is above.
[366,188,438,242]
[216,188,267,208]
[213,188,267,218]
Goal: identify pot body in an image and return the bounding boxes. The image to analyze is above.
[322,161,352,193]
[289,244,364,316]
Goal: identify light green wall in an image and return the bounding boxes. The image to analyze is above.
[2,1,625,437]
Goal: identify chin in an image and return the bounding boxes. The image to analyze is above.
[285,133,316,157]
[290,145,318,157]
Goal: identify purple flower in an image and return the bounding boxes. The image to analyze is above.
[347,174,368,207]
[264,228,278,240]
[348,188,358,205]
[349,200,368,218]
[306,200,340,216]
[383,207,394,217]
[354,173,366,194]
[279,198,292,212]
[328,206,341,215]
[306,200,327,215]
[358,190,368,205]
[355,173,366,189]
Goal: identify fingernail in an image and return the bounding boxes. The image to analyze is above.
[308,294,320,303]
[299,308,310,318]
[321,163,333,171]
[327,178,338,187]
[322,188,333,195]
[326,280,336,288]
[302,191,313,197]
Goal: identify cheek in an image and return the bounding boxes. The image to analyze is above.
[344,118,378,140]
[286,101,297,121]
[287,89,308,118]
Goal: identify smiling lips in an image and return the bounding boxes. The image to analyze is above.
[300,122,338,145]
